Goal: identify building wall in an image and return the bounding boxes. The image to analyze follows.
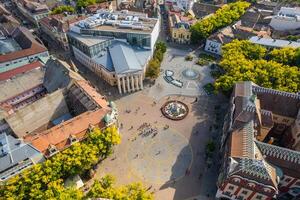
[72,46,116,86]
[204,39,222,55]
[170,27,191,44]
[151,19,160,52]
[216,178,276,200]
[40,23,69,50]
[15,2,49,26]
[0,51,49,69]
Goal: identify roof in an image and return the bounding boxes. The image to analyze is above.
[0,27,48,63]
[0,61,43,81]
[0,66,45,102]
[224,81,300,189]
[68,31,113,47]
[249,36,300,48]
[0,132,43,173]
[40,14,86,33]
[109,42,143,74]
[43,58,83,93]
[6,89,69,138]
[74,80,109,109]
[24,109,108,157]
[73,9,158,34]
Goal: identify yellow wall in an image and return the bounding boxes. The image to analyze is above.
[170,27,191,44]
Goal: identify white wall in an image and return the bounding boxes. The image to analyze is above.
[151,19,160,52]
[204,39,222,55]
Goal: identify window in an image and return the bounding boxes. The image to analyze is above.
[256,195,263,200]
[241,190,248,195]
[228,186,234,190]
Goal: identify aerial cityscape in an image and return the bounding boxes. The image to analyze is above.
[0,0,299,199]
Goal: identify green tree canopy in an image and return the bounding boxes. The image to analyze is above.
[0,126,121,199]
[190,1,250,42]
[215,40,300,93]
[87,175,154,200]
[51,5,75,15]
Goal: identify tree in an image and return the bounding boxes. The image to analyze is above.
[86,175,154,200]
[215,39,300,93]
[51,5,75,15]
[268,47,297,66]
[76,0,96,9]
[1,126,121,199]
[190,2,250,42]
[146,59,160,79]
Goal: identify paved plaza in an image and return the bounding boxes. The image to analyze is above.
[74,45,226,200]
[148,47,214,100]
[127,127,193,184]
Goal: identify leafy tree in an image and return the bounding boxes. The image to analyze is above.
[51,5,75,15]
[190,2,250,42]
[214,40,300,93]
[0,126,120,199]
[76,0,96,9]
[86,175,154,200]
[268,47,297,66]
[146,41,167,79]
[146,59,160,79]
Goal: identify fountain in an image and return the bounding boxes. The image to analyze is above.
[161,100,189,120]
[182,68,199,80]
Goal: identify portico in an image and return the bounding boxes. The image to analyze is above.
[117,73,144,94]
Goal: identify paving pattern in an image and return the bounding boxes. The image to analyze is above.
[126,127,193,184]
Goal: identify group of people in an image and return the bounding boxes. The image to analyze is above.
[138,123,158,138]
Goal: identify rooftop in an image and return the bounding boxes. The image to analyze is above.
[249,36,300,48]
[71,9,158,34]
[0,132,44,175]
[0,66,45,103]
[93,40,151,74]
[68,31,114,47]
[0,61,43,81]
[0,38,22,55]
[24,109,108,157]
[0,27,48,63]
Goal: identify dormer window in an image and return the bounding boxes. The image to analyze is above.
[69,135,78,144]
[48,144,58,156]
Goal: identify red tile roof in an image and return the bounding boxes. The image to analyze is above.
[24,109,108,157]
[75,80,109,109]
[0,61,43,81]
[0,27,48,63]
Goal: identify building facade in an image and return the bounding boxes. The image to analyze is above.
[68,9,160,94]
[168,13,193,44]
[217,82,300,200]
[0,132,44,182]
[0,27,49,71]
[39,14,86,50]
[13,0,49,27]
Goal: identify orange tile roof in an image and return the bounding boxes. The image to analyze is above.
[24,109,108,156]
[75,80,109,109]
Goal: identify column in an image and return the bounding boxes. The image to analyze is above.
[139,74,143,90]
[127,76,131,92]
[135,76,139,90]
[117,77,122,94]
[131,76,135,91]
[122,77,126,93]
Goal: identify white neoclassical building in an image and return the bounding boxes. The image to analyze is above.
[68,9,159,94]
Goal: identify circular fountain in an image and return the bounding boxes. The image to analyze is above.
[182,68,200,80]
[161,100,189,120]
